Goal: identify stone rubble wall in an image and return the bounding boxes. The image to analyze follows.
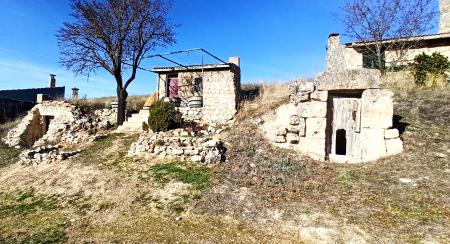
[129,128,226,164]
[94,109,117,125]
[18,145,80,166]
[3,101,111,148]
[271,70,403,163]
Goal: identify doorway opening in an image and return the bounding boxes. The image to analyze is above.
[43,115,54,134]
[335,129,347,155]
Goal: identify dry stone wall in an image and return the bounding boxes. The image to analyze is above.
[129,127,226,164]
[19,145,80,166]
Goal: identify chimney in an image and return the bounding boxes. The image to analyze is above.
[49,74,56,88]
[326,33,345,72]
[327,33,341,50]
[71,87,79,103]
[440,0,450,33]
[229,56,240,67]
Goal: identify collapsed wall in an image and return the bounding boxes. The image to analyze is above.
[264,69,403,163]
[3,101,112,148]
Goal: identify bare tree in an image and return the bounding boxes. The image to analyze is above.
[338,0,437,73]
[58,0,176,125]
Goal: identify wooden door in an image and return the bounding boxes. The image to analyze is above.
[168,77,179,97]
[331,98,361,159]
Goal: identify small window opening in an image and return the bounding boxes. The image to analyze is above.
[193,77,203,95]
[335,129,347,155]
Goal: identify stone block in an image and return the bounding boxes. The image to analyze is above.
[314,69,381,90]
[275,135,286,143]
[276,127,288,136]
[286,133,299,144]
[298,102,327,118]
[298,137,326,160]
[310,91,328,102]
[361,89,394,129]
[385,129,399,139]
[191,155,204,163]
[305,118,326,139]
[386,138,403,156]
[289,115,300,125]
[359,128,387,162]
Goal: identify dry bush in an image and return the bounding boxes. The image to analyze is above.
[237,82,289,121]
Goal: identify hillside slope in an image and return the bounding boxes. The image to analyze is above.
[0,85,449,243]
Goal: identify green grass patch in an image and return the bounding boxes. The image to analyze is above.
[0,212,69,244]
[0,189,59,217]
[150,161,212,190]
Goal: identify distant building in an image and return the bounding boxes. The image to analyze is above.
[0,74,65,122]
[326,0,450,71]
[0,74,65,103]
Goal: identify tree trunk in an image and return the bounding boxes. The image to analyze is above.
[116,87,128,125]
[376,46,385,75]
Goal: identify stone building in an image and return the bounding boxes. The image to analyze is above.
[0,75,65,122]
[327,0,450,71]
[152,57,241,123]
[267,69,403,163]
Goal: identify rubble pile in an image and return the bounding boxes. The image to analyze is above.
[129,127,227,163]
[3,101,112,148]
[19,145,81,165]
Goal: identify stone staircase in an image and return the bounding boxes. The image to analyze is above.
[115,109,149,133]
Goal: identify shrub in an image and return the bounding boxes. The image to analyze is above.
[147,101,182,132]
[413,52,450,86]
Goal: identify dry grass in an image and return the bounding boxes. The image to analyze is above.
[0,118,22,141]
[0,133,297,243]
[194,85,450,243]
[238,82,290,121]
[0,82,449,242]
[75,95,148,111]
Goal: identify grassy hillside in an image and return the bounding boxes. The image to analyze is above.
[0,84,449,243]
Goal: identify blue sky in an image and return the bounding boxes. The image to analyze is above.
[0,0,347,98]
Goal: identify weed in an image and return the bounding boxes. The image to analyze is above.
[336,169,353,184]
[221,127,232,133]
[150,161,211,190]
[243,145,256,155]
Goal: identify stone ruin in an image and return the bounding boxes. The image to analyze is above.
[266,69,403,163]
[128,126,227,164]
[3,101,114,148]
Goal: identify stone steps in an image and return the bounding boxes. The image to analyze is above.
[115,109,149,133]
